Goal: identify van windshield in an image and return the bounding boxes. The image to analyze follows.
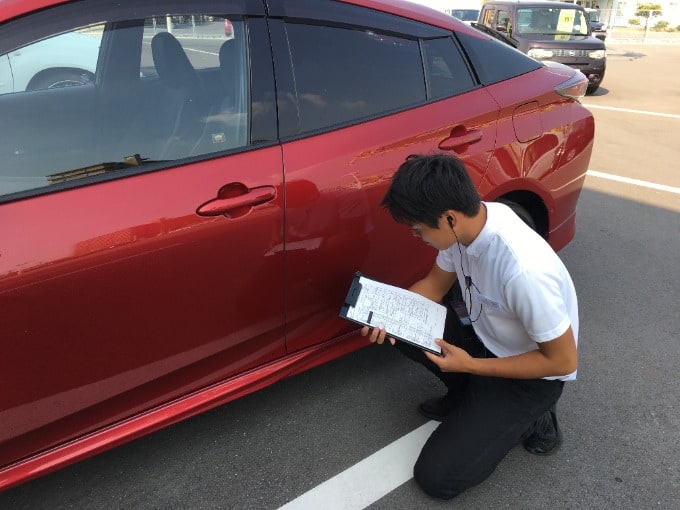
[516,8,589,36]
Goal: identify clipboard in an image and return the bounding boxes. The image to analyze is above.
[339,272,445,355]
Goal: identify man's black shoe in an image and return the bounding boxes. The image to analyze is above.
[523,405,562,456]
[418,394,456,421]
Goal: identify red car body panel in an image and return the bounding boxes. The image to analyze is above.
[0,330,367,493]
[0,0,70,23]
[281,88,500,354]
[1,148,287,477]
[0,0,592,491]
[479,64,594,251]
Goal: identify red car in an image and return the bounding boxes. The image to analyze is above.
[0,0,593,491]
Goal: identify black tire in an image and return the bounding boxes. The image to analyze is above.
[27,69,92,91]
[586,84,599,95]
[496,199,537,232]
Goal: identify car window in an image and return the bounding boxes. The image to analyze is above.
[140,16,234,75]
[455,30,542,86]
[517,8,589,36]
[0,28,102,94]
[495,9,512,32]
[421,37,476,100]
[481,8,496,27]
[0,14,249,199]
[451,9,479,22]
[284,23,426,133]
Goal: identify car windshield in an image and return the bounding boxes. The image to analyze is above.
[587,10,601,22]
[516,8,589,36]
[451,9,479,22]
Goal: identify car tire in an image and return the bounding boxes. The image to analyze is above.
[586,84,599,95]
[27,69,93,91]
[497,199,537,232]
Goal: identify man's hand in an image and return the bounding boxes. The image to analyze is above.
[360,326,396,347]
[425,327,578,379]
[424,339,473,373]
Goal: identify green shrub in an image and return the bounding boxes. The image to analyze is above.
[652,20,669,30]
[629,18,640,25]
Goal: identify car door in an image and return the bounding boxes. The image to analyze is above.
[0,0,284,468]
[266,0,499,353]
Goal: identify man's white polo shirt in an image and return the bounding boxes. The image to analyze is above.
[436,201,579,381]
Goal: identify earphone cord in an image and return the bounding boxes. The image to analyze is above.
[453,229,483,323]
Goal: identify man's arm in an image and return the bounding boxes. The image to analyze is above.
[425,326,578,379]
[408,263,458,302]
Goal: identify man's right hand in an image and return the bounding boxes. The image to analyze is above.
[360,326,396,346]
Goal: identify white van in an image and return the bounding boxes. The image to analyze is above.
[405,0,481,23]
[451,7,482,24]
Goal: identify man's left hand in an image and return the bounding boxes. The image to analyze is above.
[424,339,473,373]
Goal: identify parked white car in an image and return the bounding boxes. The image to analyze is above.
[406,1,481,24]
[0,31,100,94]
[452,8,481,24]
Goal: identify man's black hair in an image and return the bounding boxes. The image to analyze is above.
[380,153,481,228]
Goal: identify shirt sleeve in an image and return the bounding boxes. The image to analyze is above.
[504,269,571,343]
[435,246,457,273]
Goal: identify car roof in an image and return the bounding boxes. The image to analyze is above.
[1,0,476,34]
[0,0,70,21]
[329,0,472,31]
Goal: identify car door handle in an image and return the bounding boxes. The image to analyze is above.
[196,184,276,217]
[438,127,483,152]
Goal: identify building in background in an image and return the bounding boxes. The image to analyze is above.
[552,0,680,28]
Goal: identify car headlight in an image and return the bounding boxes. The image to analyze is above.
[588,49,606,59]
[528,48,554,59]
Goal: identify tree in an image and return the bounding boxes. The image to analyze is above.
[635,3,662,40]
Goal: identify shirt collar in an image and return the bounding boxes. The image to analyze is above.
[466,202,495,258]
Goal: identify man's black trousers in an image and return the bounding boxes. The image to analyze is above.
[394,313,565,500]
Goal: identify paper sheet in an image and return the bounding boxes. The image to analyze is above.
[342,275,446,354]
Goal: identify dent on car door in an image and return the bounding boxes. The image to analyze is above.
[268,0,498,354]
[0,2,283,470]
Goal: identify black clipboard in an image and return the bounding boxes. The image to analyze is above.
[339,272,443,355]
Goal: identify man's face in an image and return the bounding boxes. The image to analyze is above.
[410,216,455,250]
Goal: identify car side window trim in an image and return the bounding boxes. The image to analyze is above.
[265,0,448,39]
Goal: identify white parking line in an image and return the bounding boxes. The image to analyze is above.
[587,170,680,195]
[277,421,439,510]
[183,47,220,56]
[581,104,680,119]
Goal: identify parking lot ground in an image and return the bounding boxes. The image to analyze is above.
[586,43,680,115]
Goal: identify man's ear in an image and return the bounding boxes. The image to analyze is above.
[443,210,458,230]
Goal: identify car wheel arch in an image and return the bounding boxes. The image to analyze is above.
[494,191,548,238]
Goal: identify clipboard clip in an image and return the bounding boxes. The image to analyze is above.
[343,271,363,307]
